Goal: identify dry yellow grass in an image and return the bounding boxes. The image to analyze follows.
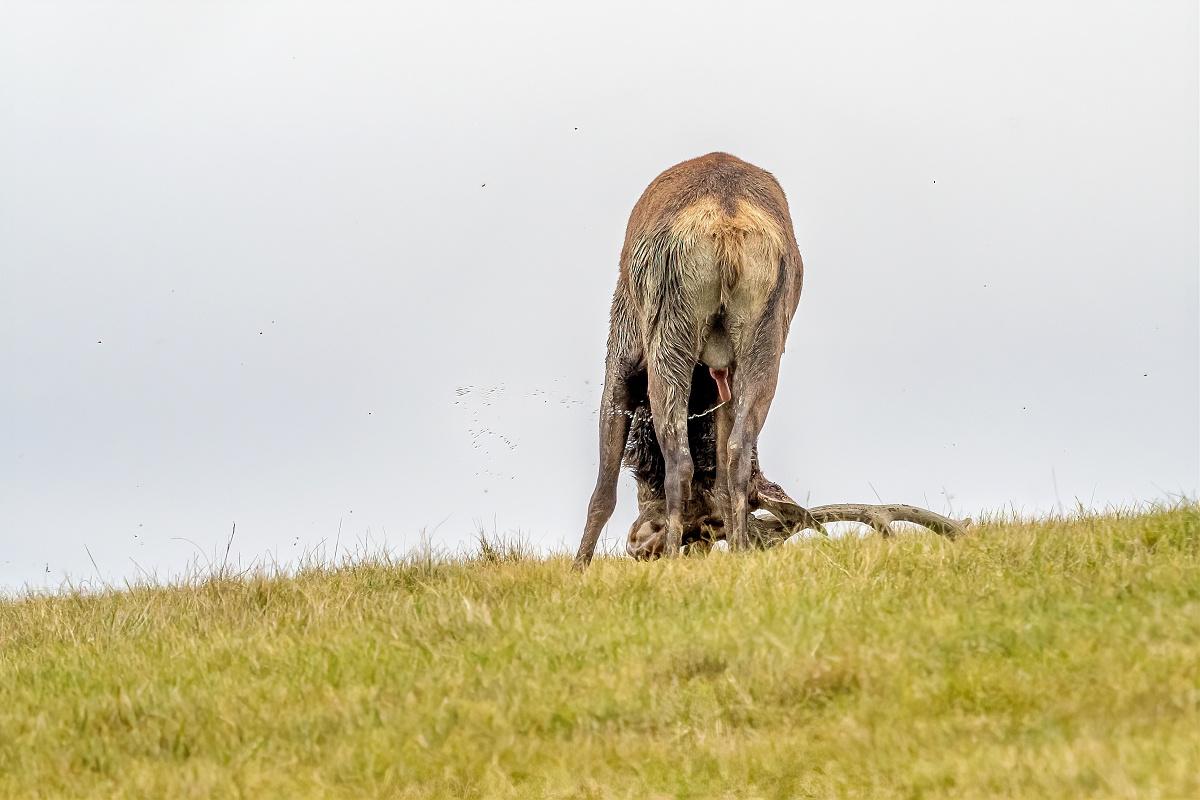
[1,504,1197,798]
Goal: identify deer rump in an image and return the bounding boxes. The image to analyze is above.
[621,365,815,559]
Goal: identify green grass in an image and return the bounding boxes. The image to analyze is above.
[2,505,1198,799]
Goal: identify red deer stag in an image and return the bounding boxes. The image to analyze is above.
[575,152,806,567]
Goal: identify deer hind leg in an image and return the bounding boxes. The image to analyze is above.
[724,366,779,550]
[637,236,720,558]
[723,306,785,552]
[645,351,695,558]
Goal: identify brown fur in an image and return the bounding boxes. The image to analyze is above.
[575,153,805,566]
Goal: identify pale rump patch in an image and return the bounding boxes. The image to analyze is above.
[664,197,786,324]
[667,197,786,293]
[709,367,731,403]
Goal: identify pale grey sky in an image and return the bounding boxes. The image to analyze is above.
[2,1,1197,590]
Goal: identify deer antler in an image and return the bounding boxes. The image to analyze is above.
[750,479,971,541]
[806,503,971,539]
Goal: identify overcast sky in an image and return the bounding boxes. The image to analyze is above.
[2,1,1196,591]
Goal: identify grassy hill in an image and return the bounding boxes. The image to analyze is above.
[2,505,1197,799]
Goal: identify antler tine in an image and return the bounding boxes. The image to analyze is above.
[806,504,971,539]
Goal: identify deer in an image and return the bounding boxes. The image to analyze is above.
[573,153,970,567]
[574,152,808,568]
